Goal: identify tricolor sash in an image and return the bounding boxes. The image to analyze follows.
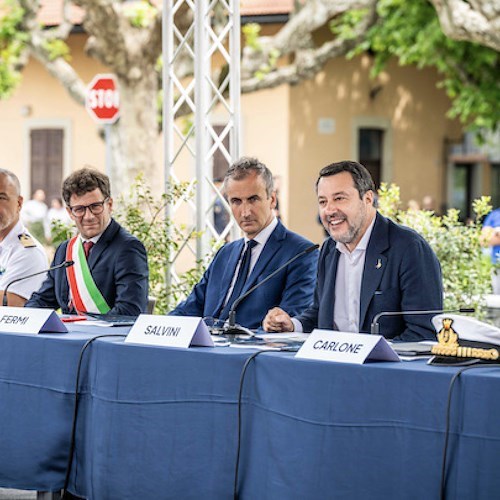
[66,236,110,314]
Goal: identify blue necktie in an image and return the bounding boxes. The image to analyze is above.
[219,239,258,321]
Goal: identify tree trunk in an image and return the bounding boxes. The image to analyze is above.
[108,72,158,197]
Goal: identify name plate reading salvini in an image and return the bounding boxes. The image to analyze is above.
[125,315,214,348]
[0,307,68,335]
[296,329,400,364]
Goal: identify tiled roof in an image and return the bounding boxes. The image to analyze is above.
[38,0,85,26]
[240,0,293,16]
[38,0,292,27]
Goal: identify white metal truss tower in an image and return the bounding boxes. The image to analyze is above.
[163,0,241,291]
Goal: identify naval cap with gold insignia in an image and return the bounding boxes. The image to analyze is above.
[428,314,500,365]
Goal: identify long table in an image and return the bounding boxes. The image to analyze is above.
[0,328,499,499]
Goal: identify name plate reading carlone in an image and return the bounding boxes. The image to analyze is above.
[125,315,214,348]
[296,329,400,364]
[0,307,68,334]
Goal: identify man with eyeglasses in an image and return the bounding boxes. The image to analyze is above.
[26,167,148,316]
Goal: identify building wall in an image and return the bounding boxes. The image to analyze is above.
[288,54,463,243]
[0,33,108,198]
[0,32,465,245]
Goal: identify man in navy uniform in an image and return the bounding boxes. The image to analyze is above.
[0,169,47,306]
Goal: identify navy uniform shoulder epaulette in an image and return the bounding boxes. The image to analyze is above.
[18,233,37,248]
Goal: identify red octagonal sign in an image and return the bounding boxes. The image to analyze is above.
[86,74,120,124]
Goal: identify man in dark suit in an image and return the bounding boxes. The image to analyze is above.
[264,160,442,341]
[26,167,148,316]
[169,157,318,330]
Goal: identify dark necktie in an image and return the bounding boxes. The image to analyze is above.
[83,241,94,259]
[219,239,258,321]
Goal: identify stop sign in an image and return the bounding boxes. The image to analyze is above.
[85,74,120,124]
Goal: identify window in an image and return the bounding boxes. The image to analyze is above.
[358,128,383,188]
[30,128,64,200]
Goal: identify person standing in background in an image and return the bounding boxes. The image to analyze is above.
[44,197,72,242]
[21,188,48,243]
[482,207,500,294]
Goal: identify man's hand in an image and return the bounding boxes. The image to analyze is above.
[263,307,294,332]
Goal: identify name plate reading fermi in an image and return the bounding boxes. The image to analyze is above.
[296,329,400,364]
[0,307,68,334]
[125,315,214,348]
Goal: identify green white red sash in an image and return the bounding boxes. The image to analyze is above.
[66,236,110,314]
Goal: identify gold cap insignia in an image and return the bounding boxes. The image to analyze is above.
[431,317,499,361]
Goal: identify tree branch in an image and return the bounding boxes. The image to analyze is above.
[429,0,500,51]
[18,0,86,104]
[241,1,378,92]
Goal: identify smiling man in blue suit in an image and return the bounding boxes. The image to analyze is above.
[169,157,318,330]
[264,160,443,341]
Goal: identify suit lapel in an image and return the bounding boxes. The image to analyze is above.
[321,241,340,329]
[359,213,389,328]
[86,219,119,269]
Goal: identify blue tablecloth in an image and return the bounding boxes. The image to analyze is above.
[1,328,499,499]
[72,340,252,499]
[0,330,95,490]
[237,355,500,500]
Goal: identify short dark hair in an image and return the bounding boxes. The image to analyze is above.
[62,167,111,205]
[316,160,375,200]
[0,168,21,195]
[223,157,274,197]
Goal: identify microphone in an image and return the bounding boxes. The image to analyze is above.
[224,243,319,336]
[370,307,476,335]
[2,260,74,307]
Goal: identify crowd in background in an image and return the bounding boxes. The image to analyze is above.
[21,189,71,245]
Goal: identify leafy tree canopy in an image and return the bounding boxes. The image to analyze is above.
[337,0,500,133]
[0,0,27,97]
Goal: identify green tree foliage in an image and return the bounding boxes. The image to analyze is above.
[0,0,27,97]
[114,175,206,314]
[338,0,500,134]
[378,183,493,316]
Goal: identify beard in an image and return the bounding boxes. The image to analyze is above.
[325,207,367,246]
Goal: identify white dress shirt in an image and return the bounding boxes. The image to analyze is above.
[224,217,278,306]
[292,216,375,333]
[333,217,375,332]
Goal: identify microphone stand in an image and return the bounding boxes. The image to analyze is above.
[223,244,319,338]
[2,260,74,307]
[370,307,475,335]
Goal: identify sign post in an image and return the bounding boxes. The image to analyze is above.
[85,74,120,177]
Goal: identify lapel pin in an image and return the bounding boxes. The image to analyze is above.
[376,259,382,269]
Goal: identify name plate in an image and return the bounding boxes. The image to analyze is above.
[296,329,400,364]
[125,315,214,348]
[0,307,67,334]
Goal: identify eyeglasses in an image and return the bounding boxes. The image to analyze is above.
[69,198,109,217]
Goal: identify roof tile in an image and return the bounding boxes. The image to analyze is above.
[38,0,292,26]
